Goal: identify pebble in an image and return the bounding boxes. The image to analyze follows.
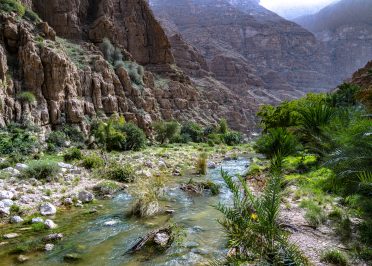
[208,162,217,169]
[45,243,54,251]
[43,233,63,241]
[32,217,44,223]
[17,255,29,263]
[64,198,73,205]
[40,203,57,216]
[10,216,24,224]
[57,162,74,169]
[3,233,19,239]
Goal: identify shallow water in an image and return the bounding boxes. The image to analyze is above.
[0,157,249,266]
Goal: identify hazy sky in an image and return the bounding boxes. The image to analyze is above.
[260,0,338,18]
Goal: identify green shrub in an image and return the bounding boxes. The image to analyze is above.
[100,38,115,63]
[21,160,60,180]
[0,0,26,16]
[327,83,361,108]
[62,125,85,144]
[105,163,135,182]
[24,8,40,22]
[82,154,104,169]
[218,118,228,134]
[254,127,299,159]
[46,131,68,148]
[223,131,243,146]
[181,122,203,143]
[0,124,39,156]
[119,122,146,151]
[300,200,326,228]
[63,147,83,162]
[321,249,349,266]
[31,222,46,232]
[360,220,372,245]
[16,91,36,104]
[153,120,180,144]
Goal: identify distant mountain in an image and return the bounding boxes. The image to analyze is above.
[295,0,372,81]
[151,0,337,104]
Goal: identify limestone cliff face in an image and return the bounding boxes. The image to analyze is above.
[0,11,205,134]
[151,0,337,103]
[31,0,173,66]
[0,0,258,134]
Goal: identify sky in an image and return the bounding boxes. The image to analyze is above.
[260,0,338,19]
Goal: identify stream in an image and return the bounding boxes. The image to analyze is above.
[0,157,249,266]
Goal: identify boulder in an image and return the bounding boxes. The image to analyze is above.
[1,199,14,207]
[0,190,14,200]
[78,191,94,203]
[43,233,63,241]
[2,167,20,177]
[15,163,28,171]
[40,203,57,216]
[0,207,10,217]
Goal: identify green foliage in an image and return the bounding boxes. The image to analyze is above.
[16,91,36,104]
[218,118,228,134]
[180,122,203,143]
[105,162,135,182]
[24,8,40,22]
[153,120,180,144]
[100,38,115,63]
[21,160,60,180]
[321,249,349,266]
[327,83,361,108]
[196,152,208,175]
[120,122,146,151]
[31,222,46,232]
[0,124,39,157]
[223,131,243,146]
[82,154,104,169]
[63,147,83,162]
[47,131,68,148]
[254,127,299,159]
[300,199,326,228]
[0,0,25,16]
[216,169,309,265]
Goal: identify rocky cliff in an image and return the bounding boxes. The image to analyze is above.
[151,0,337,103]
[0,0,258,135]
[295,0,372,83]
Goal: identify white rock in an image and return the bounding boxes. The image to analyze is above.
[154,232,170,247]
[44,219,57,229]
[45,243,54,251]
[0,191,14,200]
[43,233,63,241]
[0,207,10,217]
[78,191,94,203]
[2,167,20,176]
[32,217,44,223]
[158,160,167,169]
[40,203,57,216]
[64,198,73,205]
[57,162,73,169]
[10,216,24,224]
[15,163,28,171]
[3,233,19,239]
[104,220,118,226]
[0,202,4,208]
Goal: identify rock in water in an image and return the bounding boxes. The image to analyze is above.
[154,232,170,247]
[78,191,94,203]
[40,203,57,216]
[43,233,63,241]
[64,253,82,262]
